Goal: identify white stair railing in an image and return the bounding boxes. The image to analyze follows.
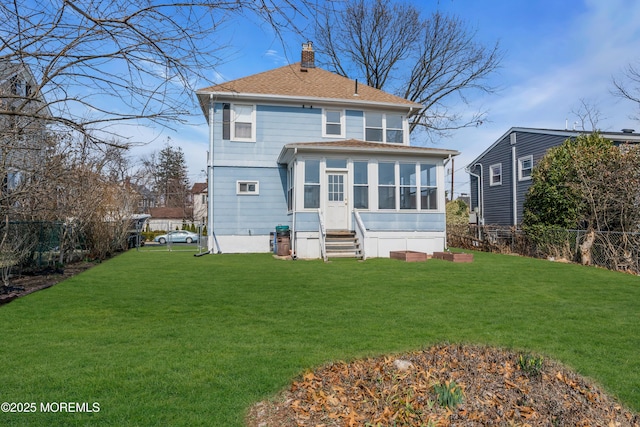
[354,210,367,260]
[318,209,327,262]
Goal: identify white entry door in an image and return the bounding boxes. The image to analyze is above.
[325,172,349,230]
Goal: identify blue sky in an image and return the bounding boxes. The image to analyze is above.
[134,0,640,196]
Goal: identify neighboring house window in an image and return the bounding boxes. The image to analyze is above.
[490,163,502,186]
[304,160,320,209]
[236,181,259,195]
[201,194,206,204]
[365,112,404,143]
[323,109,344,137]
[420,164,437,210]
[518,155,533,181]
[231,104,255,141]
[353,161,368,209]
[399,163,417,209]
[378,162,396,209]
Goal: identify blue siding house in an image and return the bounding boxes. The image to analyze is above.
[196,43,459,259]
[466,127,640,226]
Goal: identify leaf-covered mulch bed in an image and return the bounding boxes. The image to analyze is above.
[0,261,98,305]
[247,344,639,426]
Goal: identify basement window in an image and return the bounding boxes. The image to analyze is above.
[237,181,259,195]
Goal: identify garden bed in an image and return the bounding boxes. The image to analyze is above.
[390,250,428,262]
[433,251,474,263]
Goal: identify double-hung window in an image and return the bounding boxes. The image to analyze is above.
[222,103,255,141]
[378,162,396,209]
[518,155,533,181]
[353,161,368,209]
[304,160,320,209]
[365,113,404,143]
[365,113,384,142]
[323,109,344,137]
[386,114,404,143]
[399,163,417,209]
[287,166,294,211]
[490,163,502,186]
[420,164,437,210]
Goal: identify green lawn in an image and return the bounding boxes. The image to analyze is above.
[0,251,638,426]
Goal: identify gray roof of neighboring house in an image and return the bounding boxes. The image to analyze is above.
[467,127,640,168]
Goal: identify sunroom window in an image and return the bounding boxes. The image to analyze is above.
[353,161,368,209]
[378,162,396,209]
[304,160,320,209]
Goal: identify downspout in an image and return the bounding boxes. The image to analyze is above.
[510,133,517,226]
[443,155,452,249]
[207,94,216,253]
[465,163,483,225]
[291,152,298,259]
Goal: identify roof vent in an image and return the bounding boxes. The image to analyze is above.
[621,128,635,133]
[301,41,315,69]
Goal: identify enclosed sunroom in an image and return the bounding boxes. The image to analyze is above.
[278,139,459,259]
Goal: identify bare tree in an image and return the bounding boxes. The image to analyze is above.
[569,98,604,131]
[613,61,640,122]
[1,0,316,147]
[315,0,502,137]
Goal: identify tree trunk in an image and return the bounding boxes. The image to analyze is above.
[579,229,596,265]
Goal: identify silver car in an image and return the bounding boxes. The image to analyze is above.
[154,230,199,244]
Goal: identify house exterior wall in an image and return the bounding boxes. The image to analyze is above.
[468,128,640,227]
[204,88,455,257]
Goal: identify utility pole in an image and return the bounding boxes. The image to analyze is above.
[450,158,455,202]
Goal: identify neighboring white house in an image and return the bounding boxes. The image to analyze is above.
[195,43,459,259]
[191,182,207,226]
[0,61,50,192]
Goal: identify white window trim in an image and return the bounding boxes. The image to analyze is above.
[230,103,256,142]
[364,112,406,144]
[236,180,259,195]
[518,155,533,181]
[489,163,502,186]
[322,108,345,138]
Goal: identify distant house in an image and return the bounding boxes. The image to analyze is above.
[195,43,459,259]
[0,61,50,192]
[466,127,640,226]
[191,182,207,225]
[148,207,189,231]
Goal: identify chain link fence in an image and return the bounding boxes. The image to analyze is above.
[448,224,640,275]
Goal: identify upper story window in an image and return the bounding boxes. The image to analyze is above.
[518,155,533,181]
[490,163,502,186]
[365,112,404,143]
[232,104,255,141]
[222,103,256,142]
[323,109,344,137]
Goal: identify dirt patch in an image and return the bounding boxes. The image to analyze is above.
[0,261,99,305]
[246,343,639,426]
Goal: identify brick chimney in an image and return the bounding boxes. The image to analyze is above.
[301,42,315,69]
